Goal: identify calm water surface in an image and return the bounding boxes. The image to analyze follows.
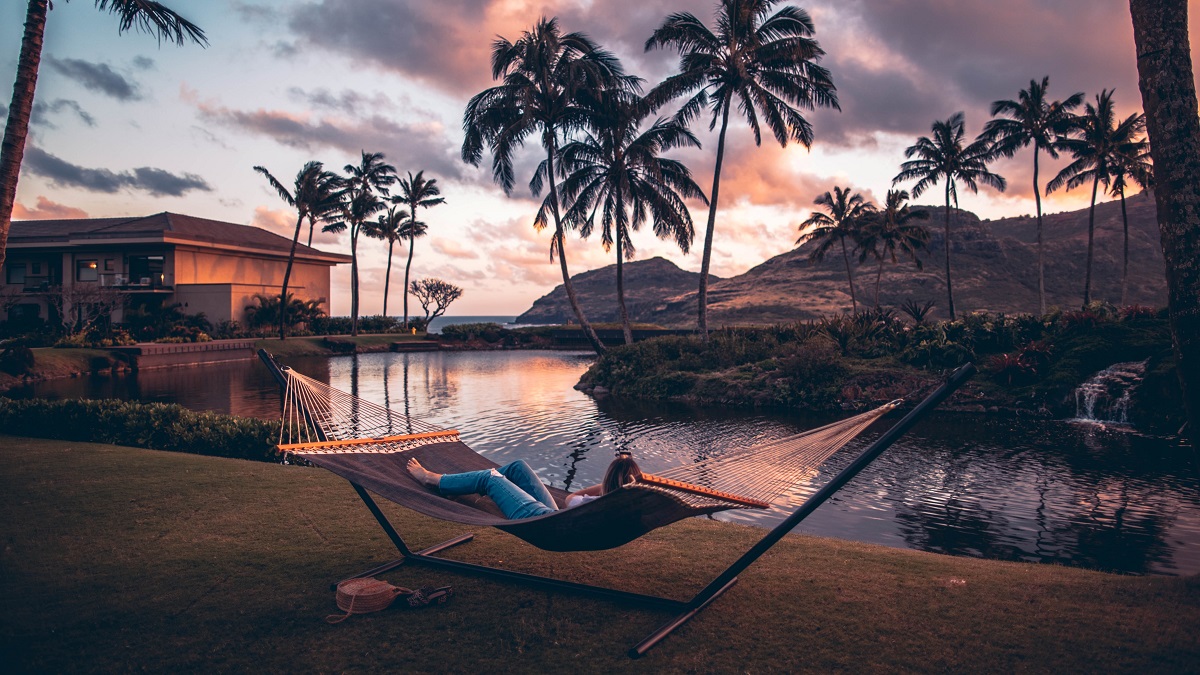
[16,350,1200,576]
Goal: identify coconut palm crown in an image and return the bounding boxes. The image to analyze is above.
[856,190,931,309]
[462,16,634,354]
[645,0,839,338]
[554,89,708,343]
[893,112,1006,319]
[982,76,1084,315]
[797,186,875,314]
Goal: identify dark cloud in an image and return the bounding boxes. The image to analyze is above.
[132,56,156,70]
[22,147,212,196]
[231,2,280,22]
[287,88,393,116]
[48,58,141,101]
[192,99,464,180]
[30,99,95,128]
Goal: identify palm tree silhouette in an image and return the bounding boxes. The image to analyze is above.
[857,190,931,309]
[982,77,1084,315]
[394,171,444,329]
[556,89,708,344]
[645,0,839,338]
[1108,130,1152,306]
[0,0,206,272]
[893,112,1006,319]
[253,161,345,340]
[1047,90,1143,307]
[797,186,875,314]
[462,17,631,354]
[325,151,396,336]
[362,205,411,319]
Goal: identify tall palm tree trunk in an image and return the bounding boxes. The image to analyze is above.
[840,237,858,314]
[697,104,732,340]
[616,229,633,345]
[545,144,605,354]
[1130,0,1200,446]
[1083,174,1100,306]
[383,239,394,318]
[0,0,50,272]
[1119,187,1130,306]
[875,257,884,308]
[350,228,359,336]
[1033,148,1046,315]
[278,213,304,340]
[402,235,415,329]
[944,182,956,320]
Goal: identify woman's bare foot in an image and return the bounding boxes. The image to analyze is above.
[407,458,441,488]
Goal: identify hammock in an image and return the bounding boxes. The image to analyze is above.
[258,350,975,657]
[274,364,898,551]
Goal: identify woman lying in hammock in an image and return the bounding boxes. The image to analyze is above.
[406,452,642,520]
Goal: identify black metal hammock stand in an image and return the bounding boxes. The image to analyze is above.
[258,350,975,657]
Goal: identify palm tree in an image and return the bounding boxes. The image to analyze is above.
[253,161,344,340]
[557,89,708,344]
[361,205,410,318]
[797,186,874,314]
[982,77,1084,315]
[1129,0,1200,446]
[857,190,931,308]
[326,151,395,335]
[0,0,206,272]
[893,112,1006,319]
[1109,134,1152,306]
[462,17,631,354]
[394,171,445,329]
[645,0,839,338]
[1047,90,1143,307]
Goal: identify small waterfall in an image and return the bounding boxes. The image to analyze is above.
[1074,360,1148,425]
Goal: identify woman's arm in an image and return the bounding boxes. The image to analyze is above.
[572,484,604,497]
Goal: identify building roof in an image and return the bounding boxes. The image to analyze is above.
[9,212,351,265]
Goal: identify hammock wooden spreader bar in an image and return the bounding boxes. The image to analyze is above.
[256,349,976,659]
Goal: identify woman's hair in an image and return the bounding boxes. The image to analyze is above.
[601,452,642,494]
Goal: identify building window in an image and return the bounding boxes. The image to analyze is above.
[76,259,99,282]
[104,259,114,271]
[30,262,41,275]
[5,263,25,285]
[10,303,40,321]
[129,255,165,286]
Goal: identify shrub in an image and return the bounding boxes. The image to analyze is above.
[0,398,280,462]
[0,344,35,376]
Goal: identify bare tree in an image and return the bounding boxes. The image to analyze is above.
[43,284,126,334]
[409,278,463,323]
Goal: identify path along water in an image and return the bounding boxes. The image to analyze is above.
[12,349,1200,575]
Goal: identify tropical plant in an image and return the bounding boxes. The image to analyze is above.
[244,292,325,332]
[325,151,396,336]
[557,89,707,344]
[462,17,631,354]
[893,112,1006,320]
[0,1,206,273]
[645,0,839,339]
[856,190,930,309]
[394,171,444,329]
[1108,127,1153,306]
[361,205,410,318]
[409,278,464,322]
[982,77,1084,315]
[1128,0,1200,445]
[253,161,344,340]
[796,186,874,314]
[1047,90,1144,307]
[900,298,936,325]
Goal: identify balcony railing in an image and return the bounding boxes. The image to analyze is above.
[99,272,173,290]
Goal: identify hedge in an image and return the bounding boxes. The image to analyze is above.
[0,398,280,462]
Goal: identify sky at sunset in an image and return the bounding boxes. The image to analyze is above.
[3,1,1198,317]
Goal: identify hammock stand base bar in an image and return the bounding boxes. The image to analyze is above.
[257,350,974,658]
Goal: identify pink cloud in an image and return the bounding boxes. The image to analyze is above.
[13,196,89,220]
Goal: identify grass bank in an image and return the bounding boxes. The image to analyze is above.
[254,333,427,358]
[0,347,121,391]
[2,436,1196,673]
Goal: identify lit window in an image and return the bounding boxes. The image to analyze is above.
[76,259,99,282]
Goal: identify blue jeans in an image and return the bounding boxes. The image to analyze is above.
[437,460,559,520]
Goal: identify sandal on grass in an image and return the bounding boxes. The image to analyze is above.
[406,585,454,608]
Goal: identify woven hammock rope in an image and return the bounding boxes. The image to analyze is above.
[277,366,898,511]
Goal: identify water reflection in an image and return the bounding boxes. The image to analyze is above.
[12,350,1200,575]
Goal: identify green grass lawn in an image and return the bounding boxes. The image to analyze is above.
[1,435,1197,673]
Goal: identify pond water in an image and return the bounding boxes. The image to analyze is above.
[13,350,1200,576]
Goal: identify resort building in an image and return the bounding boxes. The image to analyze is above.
[0,212,349,327]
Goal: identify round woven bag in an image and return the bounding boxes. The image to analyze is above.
[325,578,411,624]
